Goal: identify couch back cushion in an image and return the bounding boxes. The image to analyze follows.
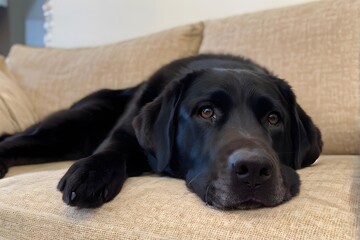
[0,56,37,134]
[199,0,360,155]
[6,23,203,120]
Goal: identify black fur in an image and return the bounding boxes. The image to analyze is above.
[0,54,322,209]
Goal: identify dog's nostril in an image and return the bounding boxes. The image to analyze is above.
[235,164,249,176]
[260,167,271,177]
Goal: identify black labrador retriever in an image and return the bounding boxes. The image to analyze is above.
[0,54,322,210]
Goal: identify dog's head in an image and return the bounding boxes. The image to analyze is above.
[133,69,322,210]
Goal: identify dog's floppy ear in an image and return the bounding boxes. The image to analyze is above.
[292,104,323,168]
[133,72,198,173]
[272,77,323,169]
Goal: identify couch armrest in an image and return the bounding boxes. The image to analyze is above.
[0,56,38,134]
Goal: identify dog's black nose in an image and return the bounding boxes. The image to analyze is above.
[230,149,273,189]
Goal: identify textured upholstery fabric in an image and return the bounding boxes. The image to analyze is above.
[200,0,360,155]
[0,156,358,240]
[0,0,359,239]
[6,23,203,120]
[0,56,37,134]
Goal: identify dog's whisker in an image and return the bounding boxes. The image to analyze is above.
[187,170,205,186]
[205,183,212,205]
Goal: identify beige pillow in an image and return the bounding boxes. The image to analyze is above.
[199,0,360,155]
[6,23,203,120]
[0,56,37,134]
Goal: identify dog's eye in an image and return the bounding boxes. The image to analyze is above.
[199,106,215,120]
[267,112,281,125]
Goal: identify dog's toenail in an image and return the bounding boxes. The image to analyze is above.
[71,192,76,201]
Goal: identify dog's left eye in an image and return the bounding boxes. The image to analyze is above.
[267,112,281,125]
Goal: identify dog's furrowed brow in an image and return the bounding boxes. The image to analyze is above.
[249,95,283,120]
[209,90,233,111]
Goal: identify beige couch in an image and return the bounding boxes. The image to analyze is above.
[0,0,359,239]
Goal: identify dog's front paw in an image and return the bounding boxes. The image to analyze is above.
[57,154,126,208]
[0,159,8,179]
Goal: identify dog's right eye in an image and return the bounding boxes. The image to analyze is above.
[199,106,216,121]
[267,112,281,126]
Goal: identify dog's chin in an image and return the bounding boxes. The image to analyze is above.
[208,198,268,211]
[232,200,265,210]
[204,190,289,211]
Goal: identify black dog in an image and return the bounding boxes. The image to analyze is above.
[0,54,322,210]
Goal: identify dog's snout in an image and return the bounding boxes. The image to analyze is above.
[229,149,273,189]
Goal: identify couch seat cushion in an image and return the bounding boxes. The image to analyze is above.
[0,155,358,239]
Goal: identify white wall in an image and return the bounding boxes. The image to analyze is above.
[45,0,318,48]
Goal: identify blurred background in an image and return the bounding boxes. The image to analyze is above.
[0,0,317,55]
